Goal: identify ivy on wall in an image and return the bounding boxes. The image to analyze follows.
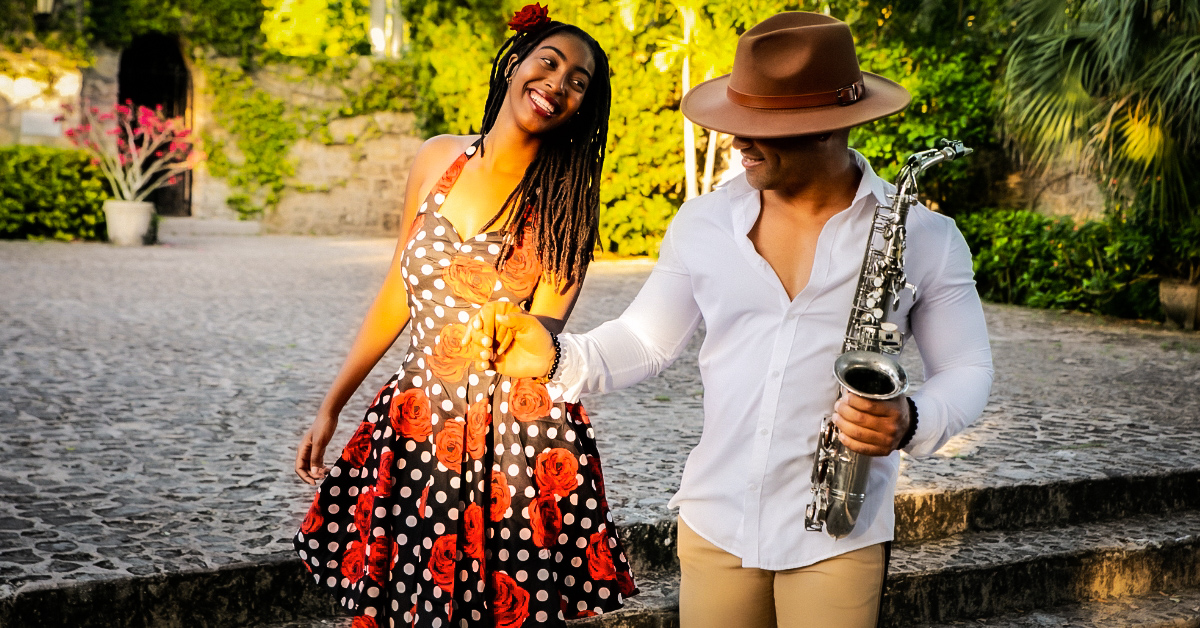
[200,56,414,218]
[201,61,300,218]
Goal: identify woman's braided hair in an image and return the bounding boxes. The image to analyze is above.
[478,22,611,289]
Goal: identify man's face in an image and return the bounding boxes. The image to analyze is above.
[732,134,831,192]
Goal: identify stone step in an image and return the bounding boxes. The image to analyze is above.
[5,476,1195,627]
[254,573,682,628]
[883,508,1200,626]
[918,584,1200,627]
[893,469,1200,544]
[614,469,1200,573]
[252,509,1200,628]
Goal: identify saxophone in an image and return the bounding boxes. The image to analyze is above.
[804,139,972,539]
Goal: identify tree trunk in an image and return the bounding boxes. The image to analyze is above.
[702,129,718,194]
[682,55,698,200]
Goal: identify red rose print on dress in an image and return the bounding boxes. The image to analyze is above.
[419,483,431,518]
[340,421,373,467]
[355,488,375,542]
[617,571,637,596]
[586,530,617,581]
[434,419,466,472]
[430,322,473,381]
[391,388,432,442]
[463,503,485,562]
[366,534,396,584]
[567,401,591,425]
[509,378,552,421]
[433,154,466,196]
[443,256,499,305]
[351,615,378,628]
[405,212,427,245]
[375,448,394,494]
[588,454,606,500]
[535,448,579,497]
[465,399,491,459]
[429,534,458,593]
[300,493,324,535]
[499,238,540,296]
[491,570,531,628]
[529,492,562,548]
[490,471,512,521]
[341,539,366,581]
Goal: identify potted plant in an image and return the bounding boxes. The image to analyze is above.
[58,101,203,246]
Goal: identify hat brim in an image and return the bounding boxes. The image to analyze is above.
[680,72,911,138]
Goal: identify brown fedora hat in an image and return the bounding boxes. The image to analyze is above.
[681,12,911,138]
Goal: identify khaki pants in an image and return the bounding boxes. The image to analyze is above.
[677,518,885,628]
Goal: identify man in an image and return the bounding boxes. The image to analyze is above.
[466,12,993,628]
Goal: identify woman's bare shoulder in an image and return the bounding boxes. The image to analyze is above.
[408,134,482,199]
[417,134,481,164]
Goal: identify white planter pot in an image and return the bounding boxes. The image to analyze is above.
[103,200,155,246]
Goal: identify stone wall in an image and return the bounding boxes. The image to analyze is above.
[264,112,422,235]
[0,48,82,148]
[1006,166,1107,222]
[189,59,423,234]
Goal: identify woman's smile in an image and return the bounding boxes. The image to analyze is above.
[528,88,560,117]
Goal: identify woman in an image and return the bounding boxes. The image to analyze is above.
[292,5,636,627]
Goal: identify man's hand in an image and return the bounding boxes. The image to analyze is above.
[462,301,557,378]
[833,393,910,456]
[295,412,338,484]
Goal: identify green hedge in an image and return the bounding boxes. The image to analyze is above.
[0,146,110,241]
[955,209,1171,320]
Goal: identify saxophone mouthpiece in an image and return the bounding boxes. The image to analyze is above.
[936,138,972,160]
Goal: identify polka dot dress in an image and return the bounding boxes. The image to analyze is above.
[295,141,638,628]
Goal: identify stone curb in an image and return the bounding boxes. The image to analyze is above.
[0,553,335,628]
[615,469,1200,574]
[5,470,1198,627]
[919,583,1200,628]
[883,509,1200,626]
[894,469,1200,543]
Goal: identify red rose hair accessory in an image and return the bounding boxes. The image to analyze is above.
[508,3,551,34]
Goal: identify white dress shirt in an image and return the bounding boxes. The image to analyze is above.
[552,152,993,570]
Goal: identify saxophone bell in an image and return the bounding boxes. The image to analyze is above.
[833,350,909,401]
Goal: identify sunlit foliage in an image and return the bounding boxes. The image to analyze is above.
[1003,0,1200,227]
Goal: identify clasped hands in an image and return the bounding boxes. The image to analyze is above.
[460,301,910,456]
[460,301,557,378]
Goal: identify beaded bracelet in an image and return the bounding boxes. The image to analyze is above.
[535,334,561,383]
[897,397,919,450]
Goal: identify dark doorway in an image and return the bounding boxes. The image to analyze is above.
[118,33,192,217]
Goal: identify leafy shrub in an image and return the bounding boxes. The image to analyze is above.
[956,209,1164,319]
[0,146,110,241]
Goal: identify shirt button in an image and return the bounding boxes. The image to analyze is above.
[759,429,768,436]
[771,371,781,378]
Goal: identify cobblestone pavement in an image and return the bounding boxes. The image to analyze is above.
[2,235,1198,601]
